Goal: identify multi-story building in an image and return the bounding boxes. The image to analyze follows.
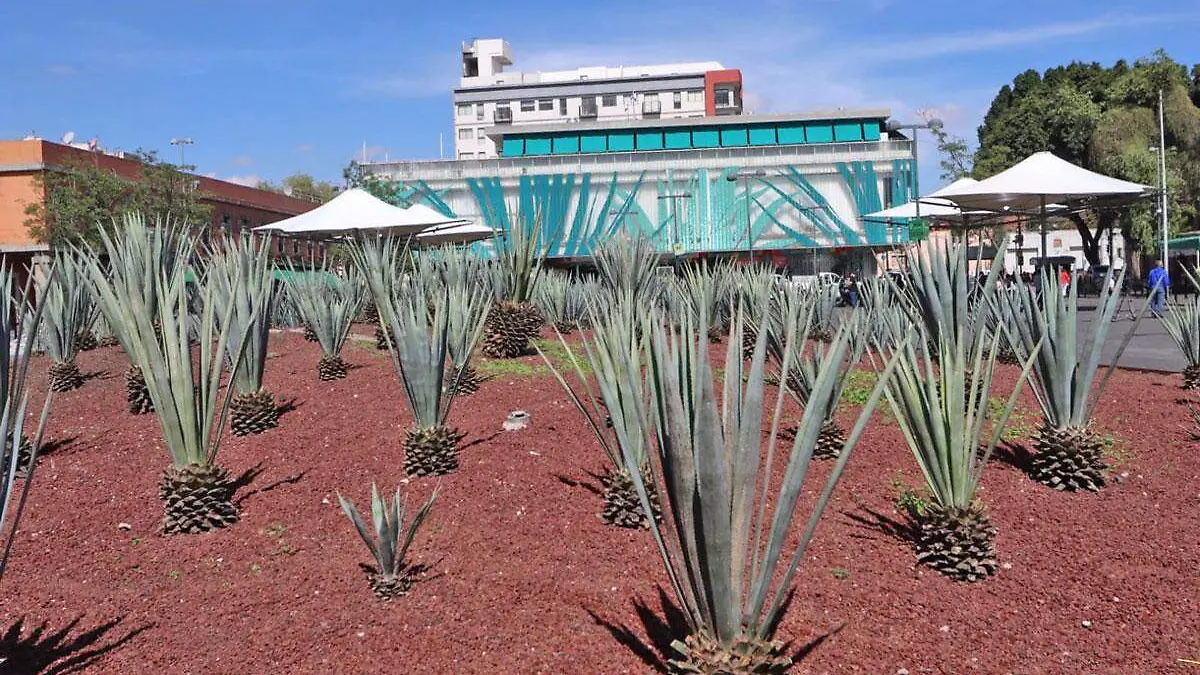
[453,38,743,159]
[368,109,917,276]
[0,138,323,276]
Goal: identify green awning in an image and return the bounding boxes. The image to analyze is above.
[271,268,338,283]
[1167,233,1200,250]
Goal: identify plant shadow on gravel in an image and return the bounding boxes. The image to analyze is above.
[79,370,111,384]
[843,504,919,546]
[990,441,1034,474]
[587,586,836,672]
[0,615,152,675]
[554,472,603,497]
[234,468,308,506]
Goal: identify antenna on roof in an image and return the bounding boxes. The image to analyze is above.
[61,131,76,145]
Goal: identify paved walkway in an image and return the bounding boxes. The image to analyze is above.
[1077,297,1184,373]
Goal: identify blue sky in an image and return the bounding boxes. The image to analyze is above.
[2,0,1199,191]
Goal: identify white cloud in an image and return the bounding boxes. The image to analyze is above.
[223,174,262,187]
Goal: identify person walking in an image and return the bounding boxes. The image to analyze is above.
[1148,260,1170,316]
[1059,267,1070,297]
[844,273,860,308]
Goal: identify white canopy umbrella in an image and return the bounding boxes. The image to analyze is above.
[933,152,1150,212]
[254,188,469,237]
[415,221,495,246]
[863,178,982,221]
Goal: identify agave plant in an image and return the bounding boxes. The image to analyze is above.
[352,237,489,477]
[207,236,278,435]
[482,210,547,358]
[283,263,363,381]
[731,265,777,358]
[83,221,252,535]
[444,276,492,397]
[38,253,95,392]
[338,484,438,599]
[535,270,589,334]
[594,234,662,310]
[677,260,736,342]
[808,283,840,343]
[998,270,1141,492]
[0,266,53,579]
[597,290,901,671]
[785,310,870,460]
[539,297,660,529]
[1161,275,1200,389]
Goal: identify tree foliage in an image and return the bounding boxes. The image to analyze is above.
[256,173,340,203]
[24,151,212,247]
[342,161,405,205]
[974,51,1200,262]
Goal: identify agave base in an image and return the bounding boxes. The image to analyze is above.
[996,345,1020,366]
[741,326,758,361]
[47,359,85,392]
[302,324,318,342]
[482,302,542,359]
[810,327,834,344]
[367,568,415,600]
[1030,422,1107,492]
[553,320,577,335]
[912,503,997,582]
[125,365,154,414]
[75,328,99,352]
[403,425,465,478]
[159,463,240,535]
[97,334,119,348]
[600,465,661,529]
[230,389,280,436]
[1183,364,1200,390]
[4,434,36,478]
[362,300,380,325]
[445,364,484,396]
[706,323,726,344]
[317,354,349,381]
[374,324,390,351]
[669,629,791,675]
[812,419,846,460]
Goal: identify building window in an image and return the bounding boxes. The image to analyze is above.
[476,128,487,139]
[559,98,567,115]
[520,100,535,112]
[291,239,301,256]
[456,103,472,117]
[475,104,484,120]
[714,89,735,108]
[673,92,682,109]
[538,99,553,111]
[458,128,472,141]
[220,214,231,232]
[688,90,703,104]
[459,152,475,159]
[601,94,617,107]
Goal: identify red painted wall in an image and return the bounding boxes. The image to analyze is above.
[704,69,743,116]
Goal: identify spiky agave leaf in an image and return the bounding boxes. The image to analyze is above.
[38,252,96,367]
[493,207,547,305]
[445,276,492,380]
[283,262,363,360]
[81,217,252,470]
[337,484,438,598]
[604,287,904,662]
[594,234,662,310]
[1161,280,1200,387]
[897,238,1005,360]
[206,236,274,396]
[0,262,54,584]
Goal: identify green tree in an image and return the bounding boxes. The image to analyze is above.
[921,111,974,182]
[342,161,404,205]
[974,51,1200,264]
[257,173,340,203]
[25,150,212,247]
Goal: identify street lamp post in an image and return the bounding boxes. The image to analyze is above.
[656,192,692,258]
[169,137,194,169]
[727,169,766,263]
[885,117,943,223]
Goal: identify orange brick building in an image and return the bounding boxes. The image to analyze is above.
[0,138,323,269]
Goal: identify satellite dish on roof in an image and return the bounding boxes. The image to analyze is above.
[61,131,76,145]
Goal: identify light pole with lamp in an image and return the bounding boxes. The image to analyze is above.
[169,137,194,169]
[727,169,766,263]
[657,192,692,260]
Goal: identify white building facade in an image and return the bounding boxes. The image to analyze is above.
[453,38,743,159]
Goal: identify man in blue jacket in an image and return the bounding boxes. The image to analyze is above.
[1148,260,1170,316]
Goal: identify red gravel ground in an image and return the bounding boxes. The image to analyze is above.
[1,329,1197,673]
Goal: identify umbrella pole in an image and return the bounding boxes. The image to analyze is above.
[1039,195,1048,276]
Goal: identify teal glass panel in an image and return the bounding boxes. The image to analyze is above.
[692,129,720,147]
[664,130,691,149]
[720,127,748,146]
[636,131,664,150]
[579,133,607,153]
[748,126,776,146]
[501,138,524,156]
[524,136,551,155]
[777,123,806,144]
[805,124,834,143]
[862,122,882,141]
[552,134,580,154]
[609,132,635,151]
[834,122,864,142]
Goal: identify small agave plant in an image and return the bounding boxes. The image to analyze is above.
[38,253,95,392]
[999,269,1141,492]
[594,285,901,672]
[482,209,546,358]
[283,263,363,381]
[353,237,489,478]
[540,298,660,529]
[338,484,438,600]
[1161,271,1200,390]
[444,277,492,397]
[784,311,870,460]
[207,236,279,435]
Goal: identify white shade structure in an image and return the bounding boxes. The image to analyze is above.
[862,178,984,221]
[253,188,470,237]
[933,152,1151,213]
[415,221,495,246]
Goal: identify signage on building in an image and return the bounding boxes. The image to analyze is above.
[908,218,929,242]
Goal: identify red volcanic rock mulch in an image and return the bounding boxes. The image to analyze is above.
[0,330,1197,673]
